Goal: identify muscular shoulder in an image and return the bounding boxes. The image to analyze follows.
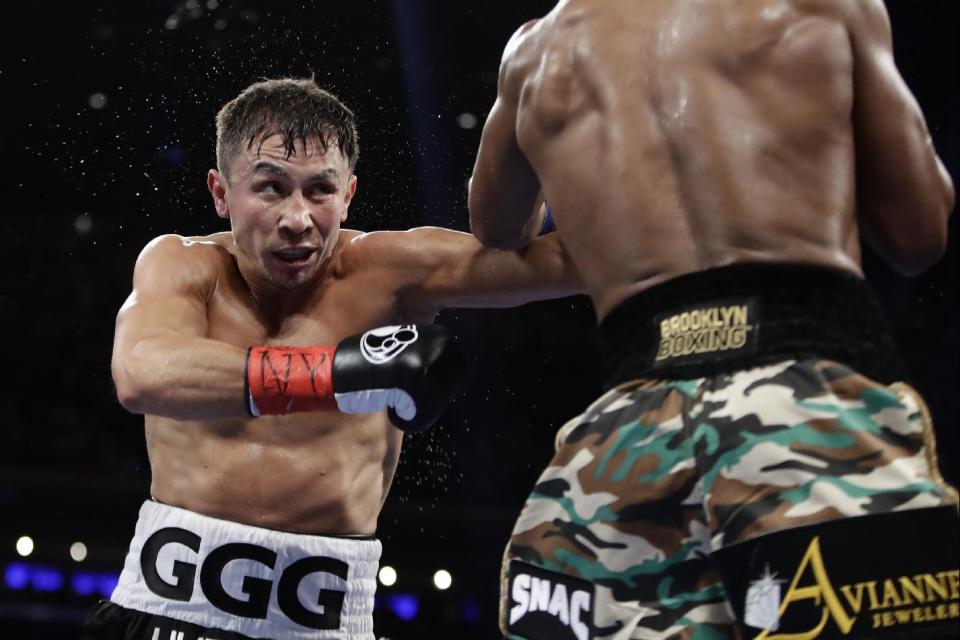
[503,19,542,65]
[133,232,232,295]
[796,0,888,31]
[138,232,231,268]
[499,19,545,99]
[787,0,893,65]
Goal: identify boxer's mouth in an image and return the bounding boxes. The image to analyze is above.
[272,246,317,264]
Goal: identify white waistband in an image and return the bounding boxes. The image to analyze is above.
[111,500,381,639]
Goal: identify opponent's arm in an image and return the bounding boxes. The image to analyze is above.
[356,227,583,315]
[847,0,954,275]
[469,21,545,251]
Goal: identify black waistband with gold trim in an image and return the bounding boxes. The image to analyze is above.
[598,262,904,390]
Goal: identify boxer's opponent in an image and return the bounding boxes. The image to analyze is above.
[469,1,959,638]
[81,78,581,640]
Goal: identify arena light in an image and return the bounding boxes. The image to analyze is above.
[88,92,108,110]
[15,536,34,557]
[98,573,120,598]
[433,569,452,591]
[70,541,88,562]
[456,113,478,130]
[75,214,93,235]
[4,563,29,590]
[69,570,120,598]
[4,562,99,594]
[71,572,98,596]
[31,567,64,592]
[387,593,419,621]
[378,565,397,587]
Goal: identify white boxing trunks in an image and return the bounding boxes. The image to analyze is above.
[91,500,381,640]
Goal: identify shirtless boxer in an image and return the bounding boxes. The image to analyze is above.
[469,1,958,638]
[81,77,580,640]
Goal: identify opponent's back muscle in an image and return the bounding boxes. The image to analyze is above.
[514,0,862,318]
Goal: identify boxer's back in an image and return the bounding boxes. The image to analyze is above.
[510,0,862,318]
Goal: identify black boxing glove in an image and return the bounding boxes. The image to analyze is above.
[246,324,465,433]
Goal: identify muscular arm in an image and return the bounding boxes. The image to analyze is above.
[847,0,955,275]
[112,235,248,421]
[351,227,582,316]
[469,21,545,251]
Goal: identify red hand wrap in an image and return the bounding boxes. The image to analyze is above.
[246,346,337,415]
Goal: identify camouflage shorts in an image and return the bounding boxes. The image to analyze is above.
[501,359,957,640]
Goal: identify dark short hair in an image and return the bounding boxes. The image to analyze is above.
[215,77,359,177]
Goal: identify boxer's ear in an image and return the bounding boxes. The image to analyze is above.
[208,169,230,219]
[341,174,358,221]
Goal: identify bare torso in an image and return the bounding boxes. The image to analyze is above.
[146,231,417,535]
[510,0,862,318]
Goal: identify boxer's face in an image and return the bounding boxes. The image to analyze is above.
[208,132,357,291]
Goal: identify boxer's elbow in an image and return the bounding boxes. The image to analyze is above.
[862,183,952,276]
[900,160,954,275]
[937,161,956,229]
[114,376,147,415]
[469,209,537,251]
[469,214,522,250]
[112,342,162,414]
[473,227,530,252]
[904,191,951,275]
[890,247,946,277]
[469,189,524,251]
[113,367,149,415]
[878,219,948,277]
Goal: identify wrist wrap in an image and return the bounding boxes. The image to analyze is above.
[245,346,337,416]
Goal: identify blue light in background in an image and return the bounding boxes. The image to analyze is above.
[3,563,119,596]
[387,593,419,621]
[31,567,65,592]
[4,563,30,590]
[72,572,98,596]
[98,573,119,598]
[158,145,187,165]
[460,596,481,624]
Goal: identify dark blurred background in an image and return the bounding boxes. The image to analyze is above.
[1,1,956,638]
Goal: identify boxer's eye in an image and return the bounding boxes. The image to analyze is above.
[308,182,336,197]
[257,181,283,195]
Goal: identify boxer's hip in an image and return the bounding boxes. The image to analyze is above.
[503,357,957,639]
[88,500,380,640]
[598,261,904,390]
[502,262,958,638]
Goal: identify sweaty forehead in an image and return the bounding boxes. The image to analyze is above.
[241,132,348,172]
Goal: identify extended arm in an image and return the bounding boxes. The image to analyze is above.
[848,0,954,275]
[357,227,583,316]
[111,235,249,421]
[113,235,464,429]
[469,21,545,251]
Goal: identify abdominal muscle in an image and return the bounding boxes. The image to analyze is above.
[145,410,402,535]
